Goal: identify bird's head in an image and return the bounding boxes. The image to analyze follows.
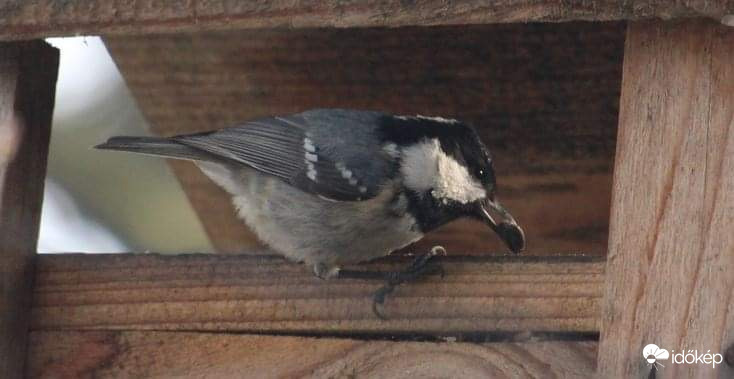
[395,117,525,254]
[459,140,525,255]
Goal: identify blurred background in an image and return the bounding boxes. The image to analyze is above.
[40,37,213,254]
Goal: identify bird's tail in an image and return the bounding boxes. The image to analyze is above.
[94,136,213,162]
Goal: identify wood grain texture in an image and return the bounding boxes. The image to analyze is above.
[597,20,734,378]
[1,0,733,40]
[31,253,603,334]
[104,23,623,255]
[0,41,58,379]
[26,331,598,379]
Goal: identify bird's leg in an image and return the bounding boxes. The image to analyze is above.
[337,246,445,282]
[336,246,446,319]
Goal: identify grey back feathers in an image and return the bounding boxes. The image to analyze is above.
[96,109,397,201]
[95,136,219,162]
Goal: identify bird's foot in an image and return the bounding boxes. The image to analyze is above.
[371,246,445,319]
[336,246,446,319]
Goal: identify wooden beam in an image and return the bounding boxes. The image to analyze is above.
[1,0,734,40]
[32,253,603,334]
[26,331,598,378]
[598,20,734,378]
[104,23,624,255]
[0,41,58,379]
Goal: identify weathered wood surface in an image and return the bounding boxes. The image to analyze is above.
[0,41,58,379]
[597,20,734,378]
[26,331,598,379]
[105,23,623,255]
[1,0,733,40]
[31,253,603,334]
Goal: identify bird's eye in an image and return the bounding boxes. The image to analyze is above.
[478,169,485,176]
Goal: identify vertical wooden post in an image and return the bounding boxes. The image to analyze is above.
[0,41,58,378]
[598,20,734,378]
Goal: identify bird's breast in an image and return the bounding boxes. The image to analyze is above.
[202,164,423,266]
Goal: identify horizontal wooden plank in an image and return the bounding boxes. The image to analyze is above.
[26,331,598,378]
[32,253,604,334]
[105,23,623,255]
[2,0,733,40]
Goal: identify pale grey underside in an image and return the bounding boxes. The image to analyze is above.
[197,161,424,274]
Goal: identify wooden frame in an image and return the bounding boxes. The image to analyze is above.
[599,20,734,378]
[1,3,733,379]
[1,0,733,40]
[30,254,603,333]
[27,332,598,377]
[0,41,58,379]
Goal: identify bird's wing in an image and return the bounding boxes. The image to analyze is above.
[174,110,398,201]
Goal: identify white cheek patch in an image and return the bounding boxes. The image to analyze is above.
[400,139,486,204]
[433,148,486,203]
[400,139,439,192]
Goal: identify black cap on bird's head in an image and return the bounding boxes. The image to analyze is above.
[387,115,525,254]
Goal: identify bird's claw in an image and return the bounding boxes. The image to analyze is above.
[370,246,445,319]
[371,284,395,320]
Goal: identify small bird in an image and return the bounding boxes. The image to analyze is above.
[97,109,525,309]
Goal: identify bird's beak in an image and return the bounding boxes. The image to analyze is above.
[477,197,526,254]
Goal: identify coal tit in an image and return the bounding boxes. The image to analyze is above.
[96,109,525,281]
